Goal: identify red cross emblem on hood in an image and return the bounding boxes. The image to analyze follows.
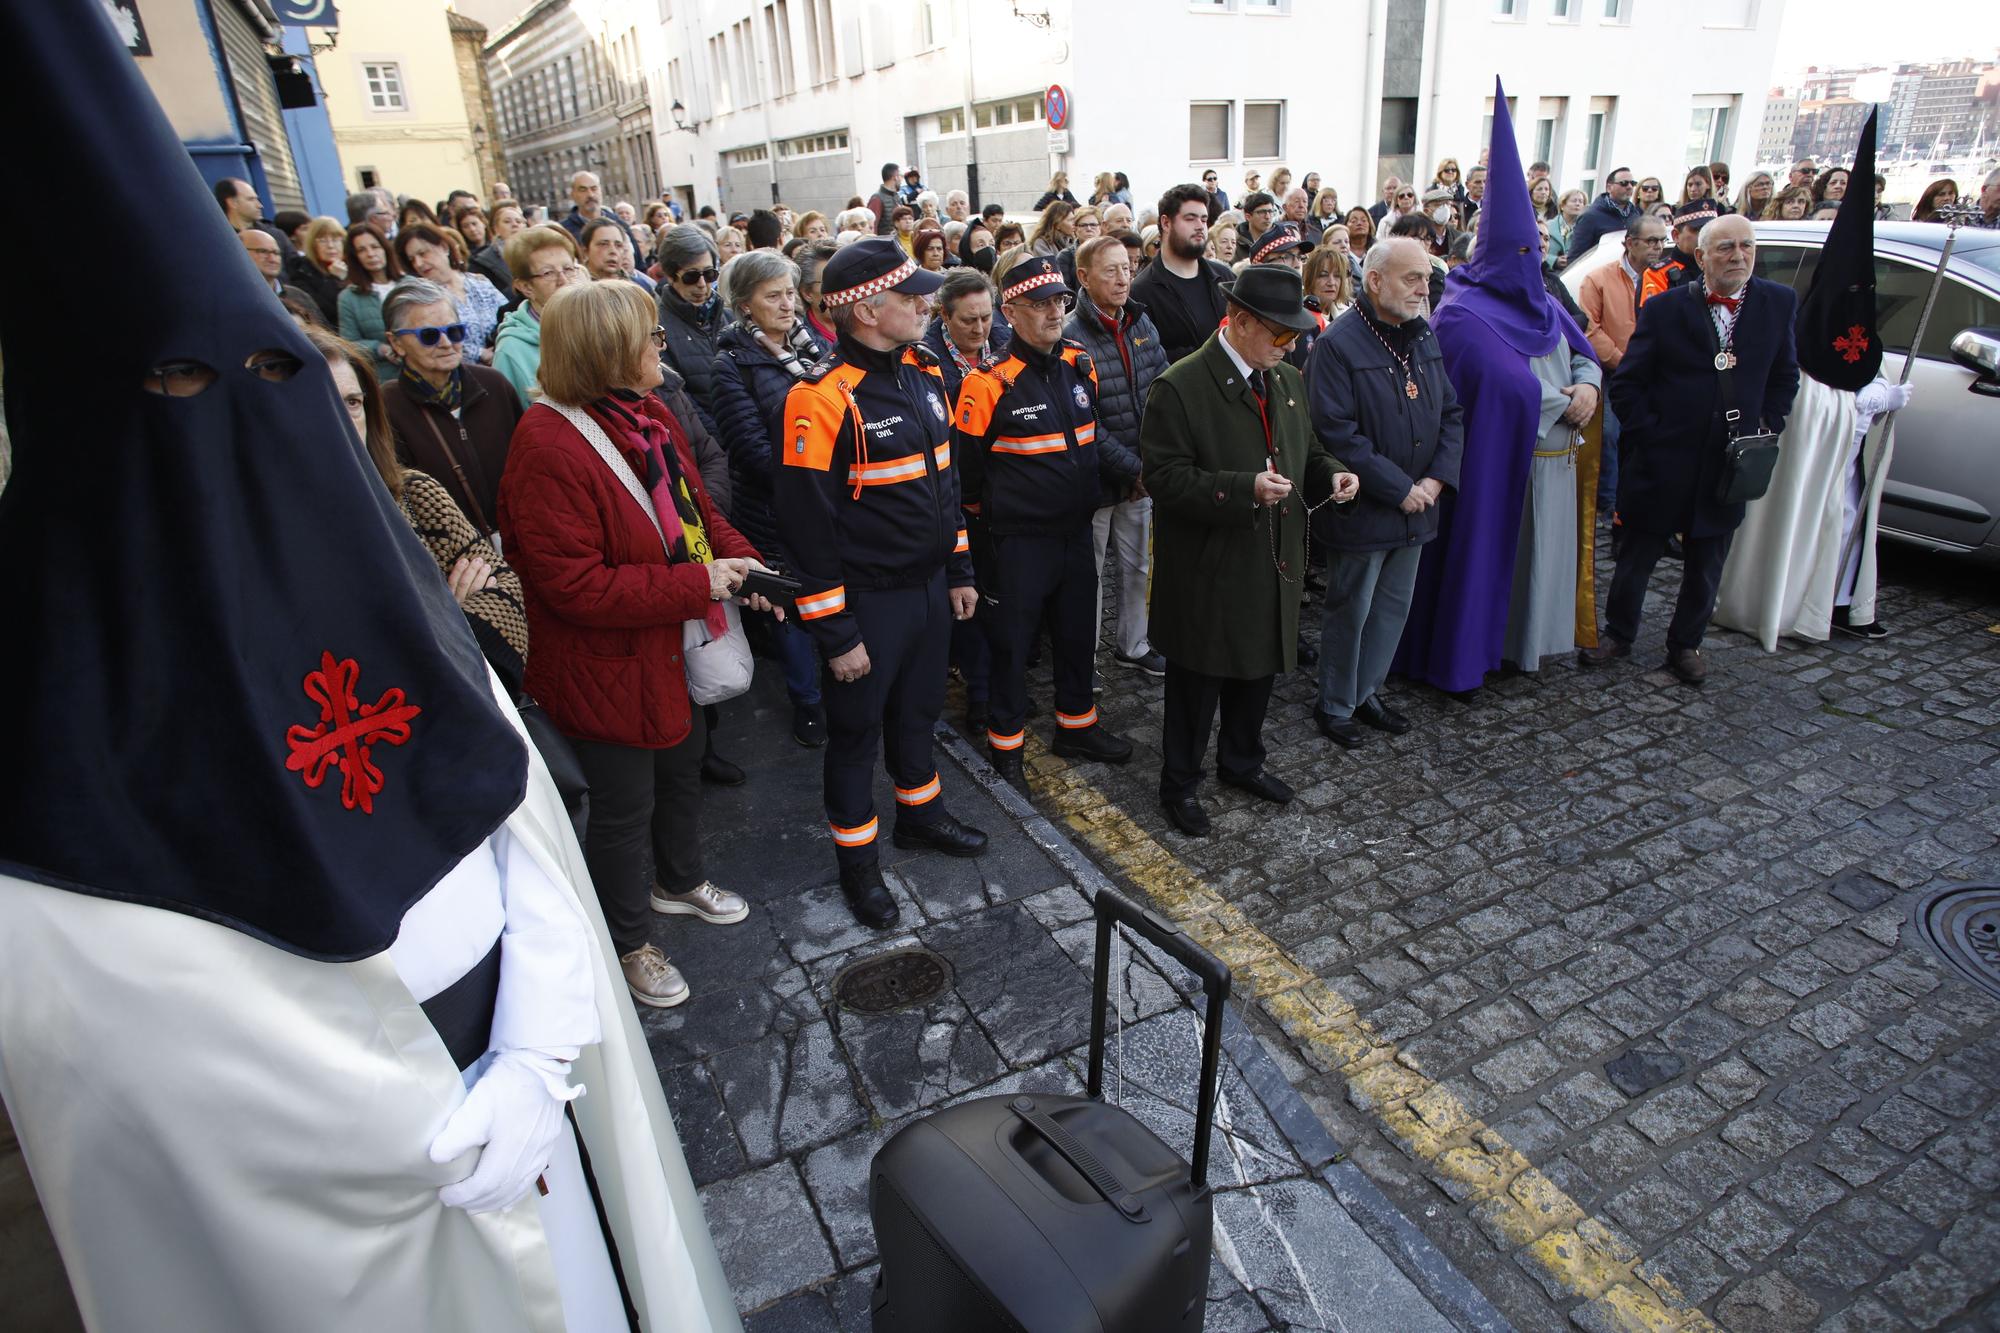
[284,652,421,814]
[1834,325,1870,363]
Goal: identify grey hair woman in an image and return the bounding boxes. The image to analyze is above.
[653,223,726,429]
[377,275,525,535]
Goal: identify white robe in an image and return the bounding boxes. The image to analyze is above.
[0,673,741,1333]
[1714,374,1900,649]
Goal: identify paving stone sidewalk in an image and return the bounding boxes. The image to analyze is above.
[1038,539,2000,1332]
[649,671,1507,1331]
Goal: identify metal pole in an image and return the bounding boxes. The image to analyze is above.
[960,0,979,211]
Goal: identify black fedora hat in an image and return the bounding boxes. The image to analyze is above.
[1220,263,1318,334]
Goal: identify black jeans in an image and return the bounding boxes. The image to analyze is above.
[1604,529,1733,651]
[1160,662,1275,802]
[568,706,707,956]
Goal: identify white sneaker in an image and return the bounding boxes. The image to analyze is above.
[619,944,689,1008]
[651,880,749,925]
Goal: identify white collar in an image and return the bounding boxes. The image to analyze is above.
[1619,255,1640,282]
[1218,326,1257,382]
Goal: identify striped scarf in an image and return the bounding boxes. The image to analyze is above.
[766,319,821,380]
[399,362,463,413]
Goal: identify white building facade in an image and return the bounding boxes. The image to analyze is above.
[496,0,1786,222]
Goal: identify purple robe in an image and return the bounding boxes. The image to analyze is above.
[1390,74,1596,694]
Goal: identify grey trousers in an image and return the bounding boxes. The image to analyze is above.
[1091,497,1153,659]
[1315,544,1423,718]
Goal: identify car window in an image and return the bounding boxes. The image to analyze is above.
[1754,243,1804,288]
[1785,248,2000,359]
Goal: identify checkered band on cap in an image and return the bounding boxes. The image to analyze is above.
[1002,269,1065,303]
[822,256,919,307]
[1253,228,1300,263]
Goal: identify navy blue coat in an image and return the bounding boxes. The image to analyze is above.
[709,320,829,562]
[1305,304,1465,552]
[1609,276,1799,538]
[1064,290,1165,508]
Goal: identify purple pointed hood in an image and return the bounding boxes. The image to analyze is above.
[1438,78,1592,361]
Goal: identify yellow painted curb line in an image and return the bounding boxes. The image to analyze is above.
[1025,742,1719,1333]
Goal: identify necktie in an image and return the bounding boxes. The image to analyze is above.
[1706,293,1741,311]
[1248,369,1267,404]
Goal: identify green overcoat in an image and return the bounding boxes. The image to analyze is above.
[1140,331,1339,680]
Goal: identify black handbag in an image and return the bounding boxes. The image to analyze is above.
[1710,302,1780,505]
[516,696,589,845]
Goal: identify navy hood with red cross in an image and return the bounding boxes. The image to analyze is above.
[1795,108,1883,393]
[0,1,527,960]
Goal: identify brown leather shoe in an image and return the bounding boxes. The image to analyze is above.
[1578,637,1631,669]
[1666,647,1708,685]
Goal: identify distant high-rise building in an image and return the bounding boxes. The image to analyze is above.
[1758,91,1799,168]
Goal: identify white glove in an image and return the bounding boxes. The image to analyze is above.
[1881,382,1912,414]
[428,1050,582,1213]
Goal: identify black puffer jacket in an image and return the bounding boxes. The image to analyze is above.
[710,320,829,562]
[1063,289,1164,507]
[657,285,725,435]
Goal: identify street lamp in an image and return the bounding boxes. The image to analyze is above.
[671,99,687,131]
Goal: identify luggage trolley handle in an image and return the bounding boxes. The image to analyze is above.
[1086,889,1233,1191]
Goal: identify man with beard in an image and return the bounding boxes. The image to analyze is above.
[1132,183,1234,363]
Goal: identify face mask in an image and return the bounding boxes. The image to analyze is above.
[1430,206,1453,224]
[972,246,996,273]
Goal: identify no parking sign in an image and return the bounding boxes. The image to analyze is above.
[1045,84,1069,130]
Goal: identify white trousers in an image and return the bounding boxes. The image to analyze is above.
[1092,497,1153,659]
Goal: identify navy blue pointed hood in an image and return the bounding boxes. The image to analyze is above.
[1796,109,1883,392]
[1439,78,1592,361]
[0,1,527,959]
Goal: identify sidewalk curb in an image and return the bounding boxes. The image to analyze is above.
[934,723,1516,1333]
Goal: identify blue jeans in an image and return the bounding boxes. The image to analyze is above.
[774,617,821,708]
[1315,545,1423,718]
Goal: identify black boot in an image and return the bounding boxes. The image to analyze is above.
[989,748,1029,794]
[700,747,746,786]
[1051,724,1134,764]
[894,812,989,857]
[839,864,899,929]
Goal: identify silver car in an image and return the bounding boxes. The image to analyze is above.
[1563,220,2000,564]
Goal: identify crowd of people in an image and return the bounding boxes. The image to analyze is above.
[212,133,2000,1009]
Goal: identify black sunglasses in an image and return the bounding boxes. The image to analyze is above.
[676,267,720,285]
[392,323,468,347]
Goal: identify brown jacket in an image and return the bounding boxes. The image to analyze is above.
[1579,260,1642,369]
[382,365,524,536]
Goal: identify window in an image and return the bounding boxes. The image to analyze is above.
[1495,0,1521,15]
[1535,97,1566,169]
[362,61,405,112]
[1244,101,1284,159]
[778,130,849,158]
[1686,96,1736,167]
[1579,96,1613,197]
[1603,0,1627,16]
[1379,97,1417,155]
[1480,96,1518,153]
[708,34,731,113]
[936,108,964,134]
[766,2,796,97]
[1551,0,1571,16]
[1700,0,1754,24]
[918,0,954,46]
[1189,102,1231,161]
[1244,0,1287,10]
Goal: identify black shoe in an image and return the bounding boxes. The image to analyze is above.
[1220,769,1294,805]
[1354,696,1411,735]
[1831,607,1890,640]
[893,813,989,857]
[965,697,990,732]
[1161,795,1211,837]
[1577,636,1631,669]
[838,864,899,929]
[1666,647,1708,685]
[1113,650,1167,676]
[701,750,746,786]
[1314,709,1366,749]
[1296,635,1320,669]
[792,704,827,748]
[989,748,1029,794]
[1051,724,1134,765]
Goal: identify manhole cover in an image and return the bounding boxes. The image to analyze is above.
[832,947,952,1015]
[1912,884,2000,1001]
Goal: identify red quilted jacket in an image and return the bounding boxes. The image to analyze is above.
[498,396,759,749]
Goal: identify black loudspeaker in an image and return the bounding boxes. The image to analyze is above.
[269,55,316,110]
[869,888,1232,1332]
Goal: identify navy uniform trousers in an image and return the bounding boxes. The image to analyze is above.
[981,523,1099,761]
[824,572,952,870]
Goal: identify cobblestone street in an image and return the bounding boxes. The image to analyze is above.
[1012,538,2000,1332]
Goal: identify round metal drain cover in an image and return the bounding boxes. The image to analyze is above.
[832,947,952,1015]
[1912,884,2000,1001]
